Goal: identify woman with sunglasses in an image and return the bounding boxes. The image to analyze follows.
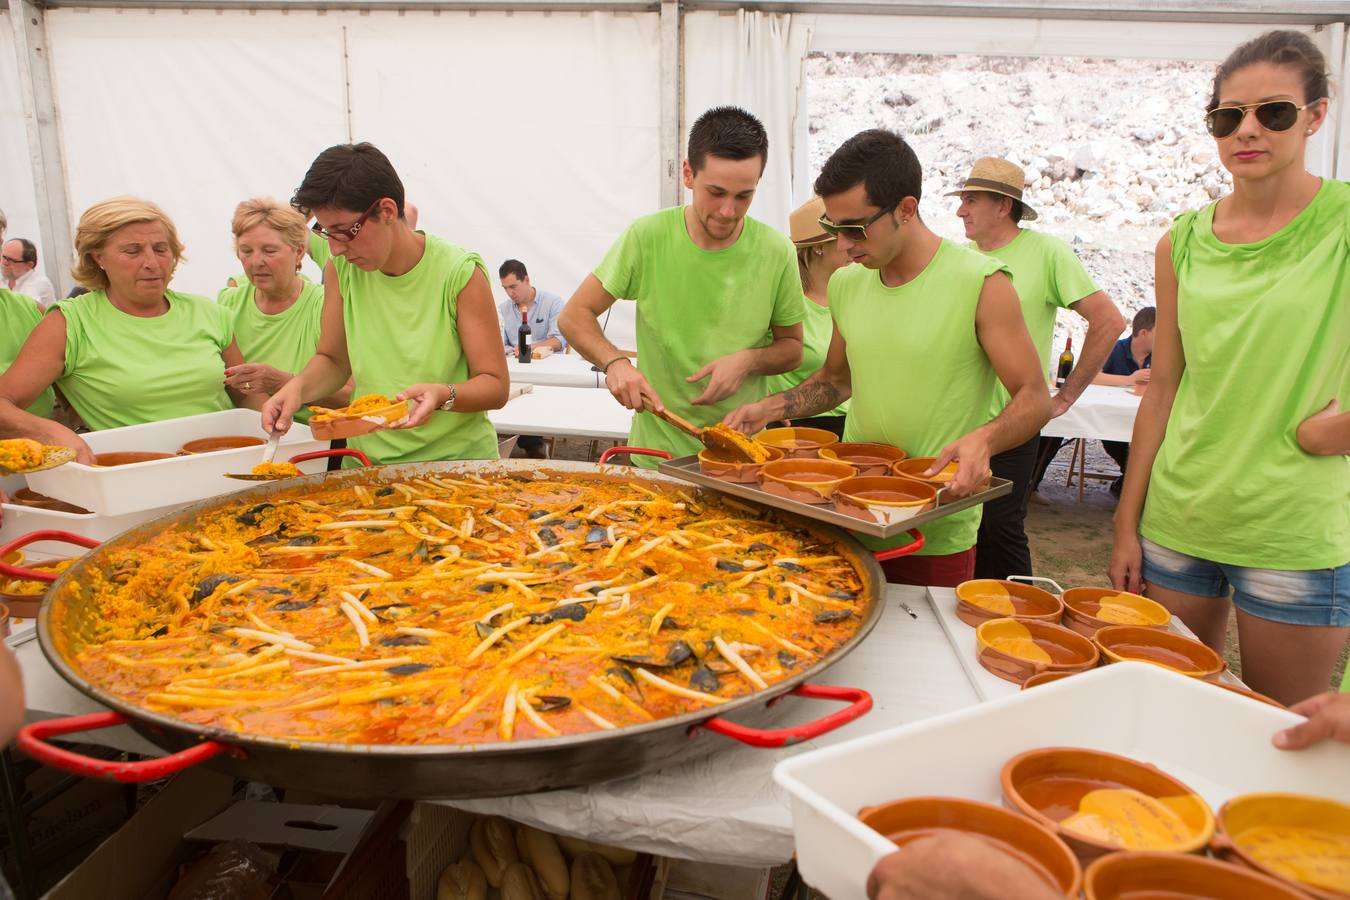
[763,196,851,437]
[0,197,256,463]
[262,143,508,464]
[1110,30,1348,706]
[218,198,350,423]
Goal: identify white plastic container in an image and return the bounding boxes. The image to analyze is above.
[773,663,1348,900]
[0,500,179,561]
[24,409,330,516]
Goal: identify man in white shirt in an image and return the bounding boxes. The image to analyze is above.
[2,239,56,308]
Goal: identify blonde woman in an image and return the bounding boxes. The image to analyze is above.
[219,198,350,422]
[0,197,254,462]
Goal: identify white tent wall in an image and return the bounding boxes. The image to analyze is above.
[0,13,42,257]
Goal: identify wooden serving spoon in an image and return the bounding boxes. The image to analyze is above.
[640,399,765,463]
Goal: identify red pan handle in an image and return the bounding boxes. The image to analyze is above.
[693,684,872,748]
[872,530,924,562]
[597,446,673,465]
[17,711,241,782]
[0,531,101,582]
[288,448,371,467]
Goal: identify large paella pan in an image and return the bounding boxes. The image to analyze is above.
[17,457,892,799]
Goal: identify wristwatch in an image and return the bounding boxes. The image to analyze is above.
[438,384,457,412]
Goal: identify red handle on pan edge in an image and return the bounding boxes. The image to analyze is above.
[288,448,371,467]
[597,446,673,465]
[0,530,102,582]
[17,712,240,782]
[693,684,872,748]
[872,530,924,562]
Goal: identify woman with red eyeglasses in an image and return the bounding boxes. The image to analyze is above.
[1110,30,1348,706]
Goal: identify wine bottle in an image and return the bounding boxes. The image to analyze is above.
[517,310,531,364]
[1056,337,1074,388]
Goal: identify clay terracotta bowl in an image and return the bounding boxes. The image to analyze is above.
[1021,670,1079,690]
[957,579,1064,628]
[975,618,1099,684]
[0,558,74,618]
[1094,625,1226,680]
[1214,792,1350,900]
[309,399,410,440]
[892,456,959,488]
[10,489,90,514]
[757,458,857,505]
[179,435,266,454]
[1002,747,1215,862]
[92,451,176,467]
[0,602,9,639]
[858,796,1082,897]
[1085,851,1308,900]
[832,476,935,525]
[818,442,907,476]
[698,444,785,483]
[753,426,839,459]
[1061,587,1171,637]
[1211,682,1284,709]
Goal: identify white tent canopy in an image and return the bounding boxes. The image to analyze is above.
[3,0,1347,351]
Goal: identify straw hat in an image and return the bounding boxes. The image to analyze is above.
[946,157,1038,221]
[789,196,832,247]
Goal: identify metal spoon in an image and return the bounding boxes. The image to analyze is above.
[224,432,293,481]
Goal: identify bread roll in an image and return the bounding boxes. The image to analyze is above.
[515,826,569,900]
[498,861,545,900]
[436,859,487,900]
[469,816,519,888]
[557,835,638,868]
[570,853,621,900]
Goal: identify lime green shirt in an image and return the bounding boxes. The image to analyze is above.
[1141,180,1350,570]
[0,289,55,418]
[766,295,850,418]
[974,229,1097,415]
[308,233,332,270]
[594,207,804,466]
[334,233,498,465]
[217,281,324,424]
[53,290,232,431]
[832,241,1009,556]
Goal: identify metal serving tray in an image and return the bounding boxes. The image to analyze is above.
[657,454,1011,539]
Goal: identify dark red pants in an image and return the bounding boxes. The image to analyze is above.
[880,548,976,588]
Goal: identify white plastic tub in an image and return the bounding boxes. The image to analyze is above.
[25,409,330,516]
[0,501,179,561]
[773,663,1349,900]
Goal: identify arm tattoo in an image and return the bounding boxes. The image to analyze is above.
[782,380,843,419]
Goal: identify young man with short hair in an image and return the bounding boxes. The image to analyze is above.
[952,157,1125,579]
[498,259,565,356]
[263,142,508,464]
[559,106,804,465]
[726,131,1050,586]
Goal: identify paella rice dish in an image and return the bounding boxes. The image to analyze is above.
[55,468,871,746]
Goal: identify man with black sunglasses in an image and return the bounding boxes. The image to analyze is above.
[559,106,804,467]
[727,130,1050,587]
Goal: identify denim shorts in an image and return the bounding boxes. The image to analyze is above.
[1140,538,1350,627]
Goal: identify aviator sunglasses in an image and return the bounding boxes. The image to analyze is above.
[817,204,898,241]
[1205,100,1317,138]
[311,200,383,242]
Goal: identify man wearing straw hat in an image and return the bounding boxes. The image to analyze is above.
[951,157,1124,581]
[727,131,1050,587]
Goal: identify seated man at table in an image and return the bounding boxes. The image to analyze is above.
[499,258,566,458]
[1032,306,1154,498]
[726,130,1050,587]
[559,105,804,466]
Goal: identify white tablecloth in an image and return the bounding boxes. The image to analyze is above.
[507,353,605,389]
[16,585,978,867]
[1041,383,1141,443]
[489,385,632,441]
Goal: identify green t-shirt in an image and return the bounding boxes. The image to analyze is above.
[0,289,55,418]
[1140,180,1350,570]
[217,281,324,424]
[334,233,498,465]
[308,232,332,270]
[974,229,1097,414]
[765,295,850,418]
[594,207,804,466]
[832,241,1009,556]
[53,290,232,431]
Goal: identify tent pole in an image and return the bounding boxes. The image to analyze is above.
[9,0,75,298]
[659,0,681,207]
